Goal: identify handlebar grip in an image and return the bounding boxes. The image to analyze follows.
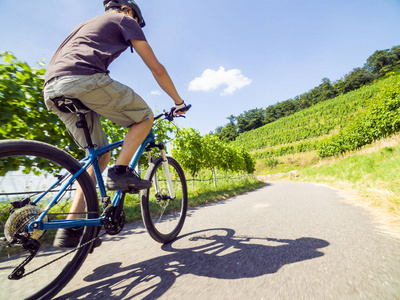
[176,104,192,113]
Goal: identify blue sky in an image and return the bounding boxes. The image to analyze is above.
[1,0,400,135]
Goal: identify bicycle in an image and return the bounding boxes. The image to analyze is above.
[0,97,191,299]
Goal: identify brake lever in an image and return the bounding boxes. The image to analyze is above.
[165,110,174,121]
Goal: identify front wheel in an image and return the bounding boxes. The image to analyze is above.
[141,156,188,244]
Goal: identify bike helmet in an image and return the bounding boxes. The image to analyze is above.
[103,0,146,28]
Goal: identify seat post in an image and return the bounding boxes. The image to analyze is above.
[76,112,95,149]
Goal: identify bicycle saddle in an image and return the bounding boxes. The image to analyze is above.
[51,96,90,114]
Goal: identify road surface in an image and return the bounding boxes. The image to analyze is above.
[10,182,400,299]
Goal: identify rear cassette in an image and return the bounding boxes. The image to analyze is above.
[4,205,48,243]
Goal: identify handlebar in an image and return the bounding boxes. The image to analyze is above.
[154,104,192,122]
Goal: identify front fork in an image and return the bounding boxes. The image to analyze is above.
[147,147,175,199]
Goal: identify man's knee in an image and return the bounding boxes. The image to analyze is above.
[140,112,154,128]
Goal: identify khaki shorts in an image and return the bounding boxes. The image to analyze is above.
[43,73,153,151]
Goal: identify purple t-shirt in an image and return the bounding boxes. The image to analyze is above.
[45,13,146,84]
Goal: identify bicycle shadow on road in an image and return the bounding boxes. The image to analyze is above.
[56,228,329,299]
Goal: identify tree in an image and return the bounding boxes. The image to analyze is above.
[172,127,205,176]
[334,68,374,94]
[214,115,238,142]
[364,46,400,76]
[264,105,277,123]
[316,77,338,101]
[236,108,265,133]
[217,123,238,142]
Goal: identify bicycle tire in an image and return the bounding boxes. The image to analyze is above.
[141,156,188,244]
[0,139,99,300]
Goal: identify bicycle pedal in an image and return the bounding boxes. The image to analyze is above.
[127,188,140,194]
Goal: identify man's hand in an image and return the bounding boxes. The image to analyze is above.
[173,101,187,116]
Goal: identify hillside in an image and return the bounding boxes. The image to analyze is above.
[233,73,400,160]
[215,45,400,142]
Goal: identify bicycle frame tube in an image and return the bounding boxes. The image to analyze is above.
[29,142,122,231]
[30,130,157,232]
[31,169,70,205]
[31,158,103,231]
[40,159,94,215]
[85,140,124,198]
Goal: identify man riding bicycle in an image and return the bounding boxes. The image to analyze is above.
[43,0,187,247]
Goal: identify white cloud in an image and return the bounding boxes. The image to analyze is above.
[188,66,252,95]
[150,90,162,96]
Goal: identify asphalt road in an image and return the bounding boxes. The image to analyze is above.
[51,182,400,299]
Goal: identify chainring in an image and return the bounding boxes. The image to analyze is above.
[104,207,126,235]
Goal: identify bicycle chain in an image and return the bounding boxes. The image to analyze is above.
[18,231,107,279]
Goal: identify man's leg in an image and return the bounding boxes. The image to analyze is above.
[67,152,111,219]
[72,74,155,190]
[70,117,153,211]
[115,118,154,166]
[106,118,154,191]
[54,152,110,248]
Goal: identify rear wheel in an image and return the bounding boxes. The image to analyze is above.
[0,139,99,299]
[141,156,188,243]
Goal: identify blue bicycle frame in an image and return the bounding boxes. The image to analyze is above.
[29,129,157,232]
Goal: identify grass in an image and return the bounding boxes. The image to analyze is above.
[186,175,265,208]
[301,136,400,211]
[256,133,400,237]
[300,139,400,228]
[254,150,321,175]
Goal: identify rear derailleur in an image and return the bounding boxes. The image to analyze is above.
[8,235,40,280]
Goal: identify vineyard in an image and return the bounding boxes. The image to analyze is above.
[2,51,399,178]
[232,73,400,161]
[171,127,255,176]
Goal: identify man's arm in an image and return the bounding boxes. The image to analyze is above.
[130,39,184,105]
